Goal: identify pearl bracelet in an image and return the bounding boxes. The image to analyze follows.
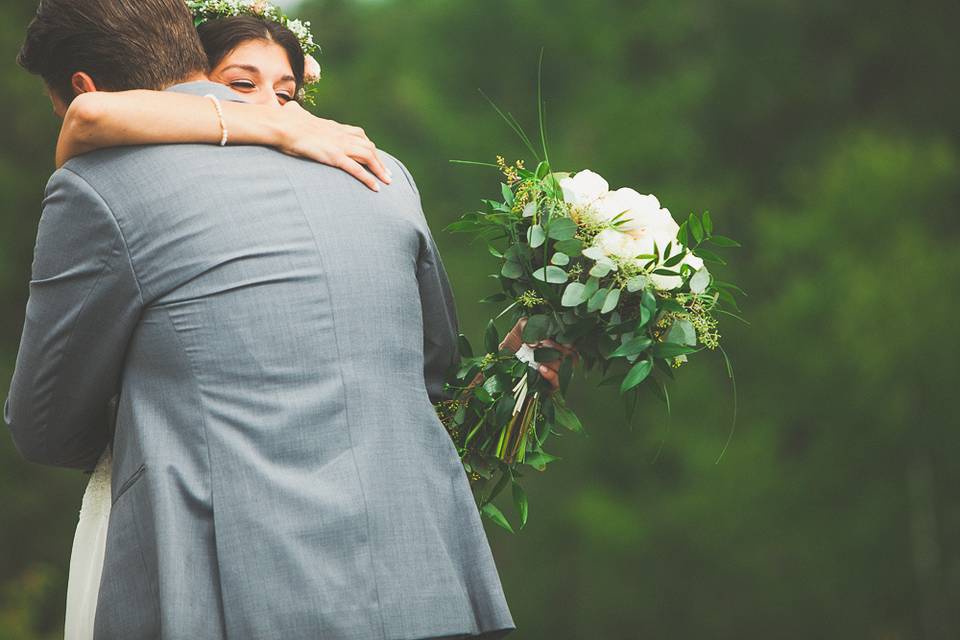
[203,93,229,147]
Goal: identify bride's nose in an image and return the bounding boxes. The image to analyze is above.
[262,93,284,109]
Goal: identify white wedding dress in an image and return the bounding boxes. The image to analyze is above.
[64,444,113,640]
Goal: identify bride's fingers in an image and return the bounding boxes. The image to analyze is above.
[344,124,367,138]
[538,338,577,358]
[348,145,391,185]
[536,364,560,391]
[333,154,379,192]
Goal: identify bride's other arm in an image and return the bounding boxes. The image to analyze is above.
[56,90,391,192]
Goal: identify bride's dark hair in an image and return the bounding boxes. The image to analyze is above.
[196,15,305,95]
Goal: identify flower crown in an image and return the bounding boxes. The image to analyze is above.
[186,0,322,103]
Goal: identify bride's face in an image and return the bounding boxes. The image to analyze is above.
[209,39,297,107]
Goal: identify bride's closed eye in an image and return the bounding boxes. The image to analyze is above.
[228,79,257,93]
[224,77,293,104]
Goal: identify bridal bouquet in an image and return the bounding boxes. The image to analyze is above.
[436,116,742,533]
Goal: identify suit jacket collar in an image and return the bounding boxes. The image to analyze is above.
[164,80,247,103]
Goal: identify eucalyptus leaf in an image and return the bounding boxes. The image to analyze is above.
[561,282,588,307]
[553,238,583,256]
[587,287,608,312]
[689,267,711,294]
[532,265,568,283]
[527,224,545,248]
[581,246,606,261]
[551,251,570,266]
[589,262,613,278]
[584,276,600,299]
[666,318,697,346]
[626,275,649,292]
[500,260,523,279]
[546,217,577,240]
[600,287,621,314]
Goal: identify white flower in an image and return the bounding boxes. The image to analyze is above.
[591,188,662,233]
[592,228,655,262]
[559,169,608,207]
[582,187,680,251]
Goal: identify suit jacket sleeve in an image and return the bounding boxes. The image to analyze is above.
[395,160,461,405]
[3,167,144,471]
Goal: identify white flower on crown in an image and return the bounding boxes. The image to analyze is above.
[303,54,321,83]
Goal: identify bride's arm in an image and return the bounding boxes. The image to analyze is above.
[56,90,391,191]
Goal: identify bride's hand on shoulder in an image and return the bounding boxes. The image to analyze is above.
[272,101,392,192]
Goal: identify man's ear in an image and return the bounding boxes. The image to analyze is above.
[70,71,98,96]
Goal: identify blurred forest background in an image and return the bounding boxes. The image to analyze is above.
[2,0,958,638]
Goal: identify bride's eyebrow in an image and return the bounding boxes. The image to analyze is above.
[220,64,260,75]
[220,64,294,84]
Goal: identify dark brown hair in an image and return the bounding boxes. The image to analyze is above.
[197,15,305,95]
[17,0,208,105]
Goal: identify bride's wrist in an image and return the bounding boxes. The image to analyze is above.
[223,103,293,151]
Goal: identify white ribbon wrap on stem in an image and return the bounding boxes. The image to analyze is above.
[513,343,541,369]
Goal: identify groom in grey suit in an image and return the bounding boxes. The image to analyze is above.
[6,0,516,637]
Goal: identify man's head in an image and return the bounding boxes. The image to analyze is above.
[17,0,209,117]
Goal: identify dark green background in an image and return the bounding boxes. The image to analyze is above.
[2,1,958,638]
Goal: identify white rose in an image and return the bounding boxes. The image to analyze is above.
[589,189,681,251]
[559,169,609,207]
[592,188,661,232]
[592,228,655,262]
[646,206,680,241]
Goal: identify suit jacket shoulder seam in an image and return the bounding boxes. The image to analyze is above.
[59,166,147,307]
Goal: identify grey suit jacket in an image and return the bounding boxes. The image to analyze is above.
[4,81,516,640]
